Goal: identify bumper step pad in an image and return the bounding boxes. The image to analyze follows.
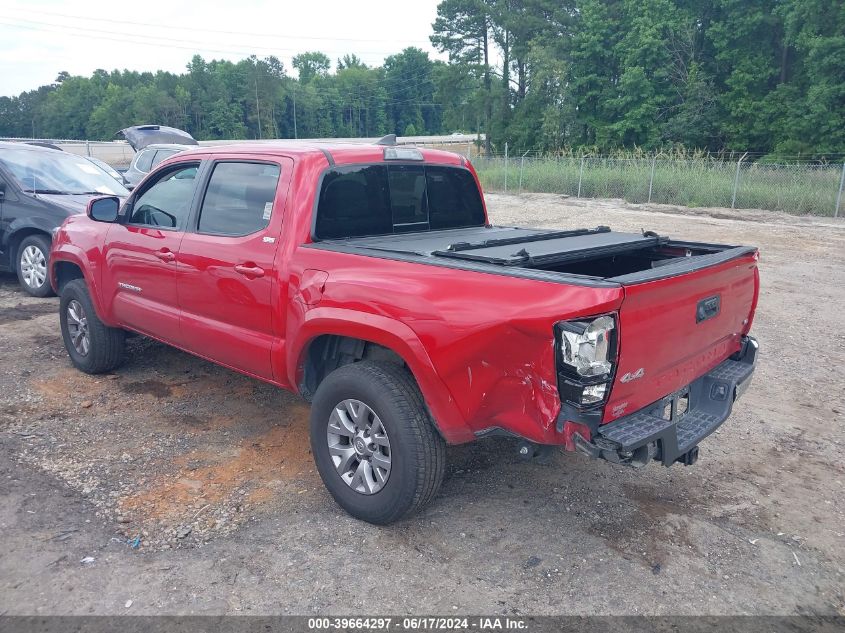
[595,345,757,466]
[598,411,674,447]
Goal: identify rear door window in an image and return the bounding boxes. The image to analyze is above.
[152,149,179,168]
[315,164,484,239]
[134,149,155,173]
[197,162,281,236]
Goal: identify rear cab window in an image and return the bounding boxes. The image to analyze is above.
[197,161,281,236]
[315,163,485,239]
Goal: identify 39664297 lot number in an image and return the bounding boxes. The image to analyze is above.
[308,618,394,630]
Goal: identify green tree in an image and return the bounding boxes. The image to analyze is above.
[383,48,439,136]
[293,52,331,84]
[2,2,843,157]
[431,0,494,150]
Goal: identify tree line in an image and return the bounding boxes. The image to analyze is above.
[1,0,842,158]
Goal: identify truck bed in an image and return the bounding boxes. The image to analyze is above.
[313,226,756,285]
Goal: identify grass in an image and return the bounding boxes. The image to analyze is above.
[473,156,844,216]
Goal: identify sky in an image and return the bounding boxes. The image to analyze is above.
[0,0,446,96]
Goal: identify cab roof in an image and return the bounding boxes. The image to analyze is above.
[173,142,466,167]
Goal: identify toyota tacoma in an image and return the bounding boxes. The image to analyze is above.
[49,138,759,524]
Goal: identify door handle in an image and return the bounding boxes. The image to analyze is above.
[154,249,175,262]
[234,264,265,278]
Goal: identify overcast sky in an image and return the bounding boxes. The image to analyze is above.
[0,0,445,96]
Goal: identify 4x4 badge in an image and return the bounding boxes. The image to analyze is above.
[620,368,645,383]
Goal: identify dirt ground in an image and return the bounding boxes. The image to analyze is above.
[1,194,843,616]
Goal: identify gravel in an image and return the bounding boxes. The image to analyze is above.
[0,195,843,615]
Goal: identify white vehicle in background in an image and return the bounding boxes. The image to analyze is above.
[118,125,198,189]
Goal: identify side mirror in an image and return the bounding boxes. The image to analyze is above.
[0,182,6,202]
[87,196,120,223]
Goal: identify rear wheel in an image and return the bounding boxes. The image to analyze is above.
[310,361,446,524]
[60,279,125,374]
[16,234,54,297]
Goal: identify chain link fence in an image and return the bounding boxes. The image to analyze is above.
[473,153,845,217]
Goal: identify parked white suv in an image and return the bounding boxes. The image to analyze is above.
[118,125,197,189]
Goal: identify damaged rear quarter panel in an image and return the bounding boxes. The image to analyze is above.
[291,247,624,444]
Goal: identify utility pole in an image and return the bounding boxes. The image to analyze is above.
[292,85,298,139]
[254,75,262,140]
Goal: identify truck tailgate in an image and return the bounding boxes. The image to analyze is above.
[604,252,759,423]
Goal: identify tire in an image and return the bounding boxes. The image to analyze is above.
[310,361,446,524]
[16,234,54,297]
[59,279,125,374]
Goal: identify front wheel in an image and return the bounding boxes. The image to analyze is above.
[59,279,125,374]
[16,234,54,297]
[310,361,446,524]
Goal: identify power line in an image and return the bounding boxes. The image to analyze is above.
[0,15,411,57]
[0,18,452,110]
[0,18,481,111]
[1,6,434,45]
[0,17,446,101]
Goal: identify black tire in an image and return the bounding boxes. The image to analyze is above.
[59,279,125,374]
[310,361,446,524]
[16,234,54,298]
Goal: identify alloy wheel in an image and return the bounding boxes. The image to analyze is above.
[66,299,90,356]
[20,245,47,289]
[326,398,392,495]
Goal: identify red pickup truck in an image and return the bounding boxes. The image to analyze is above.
[49,139,759,524]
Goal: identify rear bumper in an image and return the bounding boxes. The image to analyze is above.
[575,336,758,467]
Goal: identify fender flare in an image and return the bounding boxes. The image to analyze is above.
[288,307,475,444]
[49,246,112,325]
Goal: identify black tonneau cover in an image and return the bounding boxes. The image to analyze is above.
[311,225,754,287]
[325,226,663,267]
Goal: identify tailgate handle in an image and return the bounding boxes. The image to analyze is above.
[696,295,721,323]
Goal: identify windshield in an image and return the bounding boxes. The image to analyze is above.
[86,157,122,181]
[0,148,129,196]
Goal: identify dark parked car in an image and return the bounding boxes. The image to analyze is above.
[118,125,198,189]
[0,141,128,296]
[25,140,128,187]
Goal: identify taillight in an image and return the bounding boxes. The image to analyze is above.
[555,315,617,406]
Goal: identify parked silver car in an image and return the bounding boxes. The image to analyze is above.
[118,125,198,189]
